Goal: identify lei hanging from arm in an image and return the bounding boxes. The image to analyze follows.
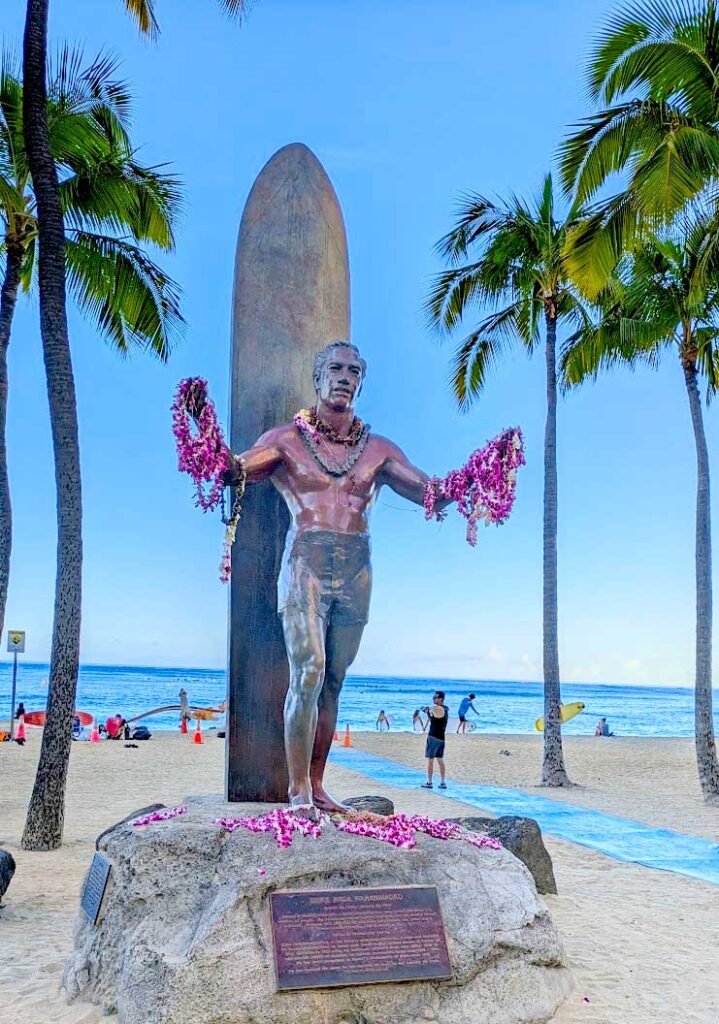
[171,378,245,583]
[423,427,525,546]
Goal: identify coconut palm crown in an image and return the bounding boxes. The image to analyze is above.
[560,0,719,293]
[0,47,183,359]
[426,174,591,787]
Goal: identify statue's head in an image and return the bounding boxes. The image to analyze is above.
[313,341,366,409]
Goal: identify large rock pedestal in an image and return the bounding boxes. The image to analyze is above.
[63,796,571,1024]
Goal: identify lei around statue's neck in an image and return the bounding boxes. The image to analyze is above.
[314,401,356,437]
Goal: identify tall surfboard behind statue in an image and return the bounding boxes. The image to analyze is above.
[227,144,351,802]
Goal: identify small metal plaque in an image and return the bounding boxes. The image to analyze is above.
[81,852,111,924]
[270,885,452,991]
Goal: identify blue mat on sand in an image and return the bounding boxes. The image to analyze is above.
[330,747,719,886]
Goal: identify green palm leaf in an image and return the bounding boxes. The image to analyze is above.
[65,231,184,360]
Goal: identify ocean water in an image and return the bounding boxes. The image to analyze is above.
[0,662,715,737]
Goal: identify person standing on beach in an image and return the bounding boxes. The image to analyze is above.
[421,691,448,789]
[376,709,390,731]
[457,693,479,733]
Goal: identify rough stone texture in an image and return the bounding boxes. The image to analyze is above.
[344,795,395,816]
[0,848,16,903]
[95,804,165,849]
[63,795,570,1024]
[448,816,557,895]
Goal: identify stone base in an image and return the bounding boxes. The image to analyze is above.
[63,796,571,1024]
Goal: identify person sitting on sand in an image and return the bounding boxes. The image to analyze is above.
[594,717,613,737]
[105,715,121,739]
[376,709,390,731]
[412,708,426,732]
[457,693,479,733]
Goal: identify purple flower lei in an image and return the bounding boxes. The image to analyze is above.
[171,378,228,512]
[214,809,503,852]
[132,804,187,827]
[424,427,525,546]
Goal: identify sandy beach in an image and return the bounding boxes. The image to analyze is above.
[1,730,718,1024]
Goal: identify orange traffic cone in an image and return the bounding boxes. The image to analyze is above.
[342,723,351,748]
[90,719,101,743]
[180,718,188,735]
[15,715,26,742]
[333,729,339,741]
[193,719,203,745]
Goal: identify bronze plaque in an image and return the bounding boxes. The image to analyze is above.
[81,852,111,925]
[270,886,452,991]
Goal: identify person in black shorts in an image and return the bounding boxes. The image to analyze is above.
[420,691,448,789]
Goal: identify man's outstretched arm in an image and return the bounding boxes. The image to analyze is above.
[222,429,284,486]
[380,439,451,511]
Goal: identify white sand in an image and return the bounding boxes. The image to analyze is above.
[1,730,718,1023]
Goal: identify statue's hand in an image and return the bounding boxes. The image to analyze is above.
[185,379,207,422]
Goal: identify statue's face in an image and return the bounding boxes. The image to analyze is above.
[316,346,364,410]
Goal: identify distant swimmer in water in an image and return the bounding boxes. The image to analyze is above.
[413,708,427,732]
[594,717,614,737]
[376,709,390,731]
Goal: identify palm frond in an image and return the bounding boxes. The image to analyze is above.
[434,194,507,262]
[424,263,490,334]
[124,0,160,39]
[61,158,180,248]
[449,304,523,410]
[65,230,184,359]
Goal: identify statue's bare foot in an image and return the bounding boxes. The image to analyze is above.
[288,792,320,821]
[311,785,352,813]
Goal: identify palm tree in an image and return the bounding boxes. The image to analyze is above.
[16,46,183,851]
[563,217,719,803]
[560,0,719,294]
[0,47,182,642]
[20,0,248,851]
[426,175,591,787]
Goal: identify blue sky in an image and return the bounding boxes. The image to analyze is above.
[0,0,715,686]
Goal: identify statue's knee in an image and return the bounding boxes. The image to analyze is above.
[292,655,325,701]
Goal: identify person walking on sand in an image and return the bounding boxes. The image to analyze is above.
[457,693,479,733]
[376,709,390,731]
[420,691,448,789]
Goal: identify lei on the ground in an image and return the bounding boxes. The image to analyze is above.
[171,378,245,583]
[424,427,525,546]
[133,803,502,854]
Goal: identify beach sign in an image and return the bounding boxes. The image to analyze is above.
[7,630,25,653]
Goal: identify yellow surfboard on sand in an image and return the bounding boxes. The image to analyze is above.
[534,701,585,732]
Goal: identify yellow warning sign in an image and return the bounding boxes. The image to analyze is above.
[7,630,25,653]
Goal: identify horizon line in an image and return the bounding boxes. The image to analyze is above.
[0,659,710,694]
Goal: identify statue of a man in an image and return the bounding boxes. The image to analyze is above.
[221,341,449,814]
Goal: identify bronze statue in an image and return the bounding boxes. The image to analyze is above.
[218,341,450,814]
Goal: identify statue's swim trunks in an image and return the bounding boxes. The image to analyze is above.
[278,530,372,626]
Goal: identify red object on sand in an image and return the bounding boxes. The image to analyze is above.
[105,716,121,738]
[180,718,188,735]
[90,721,101,743]
[193,719,203,745]
[24,710,93,727]
[15,715,26,741]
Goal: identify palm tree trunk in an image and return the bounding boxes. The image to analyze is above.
[0,242,23,645]
[682,358,719,803]
[21,0,83,851]
[541,306,570,786]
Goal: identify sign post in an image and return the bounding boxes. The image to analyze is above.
[7,630,25,740]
